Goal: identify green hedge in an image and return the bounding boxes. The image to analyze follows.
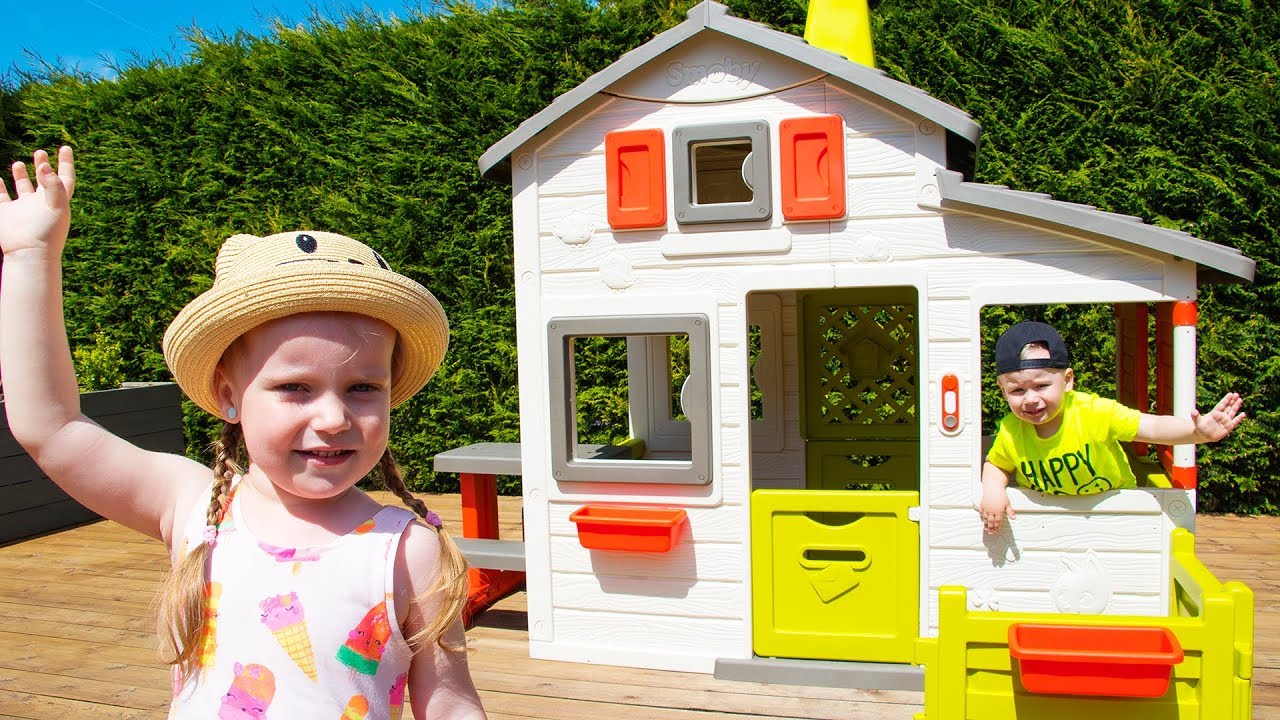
[2,0,1275,511]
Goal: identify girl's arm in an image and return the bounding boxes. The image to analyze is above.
[1134,392,1245,446]
[1,148,212,546]
[396,522,486,719]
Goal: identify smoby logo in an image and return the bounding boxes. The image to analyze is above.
[666,57,761,89]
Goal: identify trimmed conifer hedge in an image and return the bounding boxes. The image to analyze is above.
[2,0,1275,511]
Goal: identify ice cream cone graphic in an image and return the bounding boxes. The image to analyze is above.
[259,592,317,681]
[389,672,407,720]
[337,602,392,675]
[340,694,370,720]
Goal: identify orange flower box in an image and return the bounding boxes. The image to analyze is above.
[569,505,689,552]
[1008,623,1184,698]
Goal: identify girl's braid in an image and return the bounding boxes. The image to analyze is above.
[158,420,244,680]
[207,422,243,526]
[379,448,433,522]
[377,447,470,652]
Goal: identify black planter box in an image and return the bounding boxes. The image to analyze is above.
[0,382,185,544]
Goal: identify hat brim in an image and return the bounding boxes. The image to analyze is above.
[163,264,448,416]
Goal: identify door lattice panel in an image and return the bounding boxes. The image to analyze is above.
[803,289,918,440]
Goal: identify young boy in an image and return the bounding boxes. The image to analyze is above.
[979,321,1244,534]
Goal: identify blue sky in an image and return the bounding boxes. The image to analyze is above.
[3,0,417,81]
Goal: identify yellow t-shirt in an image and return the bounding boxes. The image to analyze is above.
[987,390,1143,495]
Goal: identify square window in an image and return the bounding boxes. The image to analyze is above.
[674,121,771,225]
[692,140,754,204]
[548,315,711,485]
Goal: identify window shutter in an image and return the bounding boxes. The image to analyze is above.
[606,129,666,229]
[780,115,845,221]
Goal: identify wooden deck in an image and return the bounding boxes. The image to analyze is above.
[0,493,1276,719]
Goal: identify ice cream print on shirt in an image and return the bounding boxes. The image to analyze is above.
[389,672,408,720]
[218,662,275,719]
[259,592,318,681]
[1017,443,1113,495]
[340,695,370,719]
[337,602,393,674]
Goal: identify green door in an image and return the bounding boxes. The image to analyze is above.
[801,287,920,490]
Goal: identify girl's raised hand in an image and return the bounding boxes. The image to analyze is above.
[0,146,76,256]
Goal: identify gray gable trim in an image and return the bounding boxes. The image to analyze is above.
[933,169,1255,284]
[479,0,981,183]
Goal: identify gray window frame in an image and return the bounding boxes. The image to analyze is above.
[547,315,712,485]
[673,120,772,225]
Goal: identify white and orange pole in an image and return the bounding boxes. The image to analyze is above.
[1170,301,1198,489]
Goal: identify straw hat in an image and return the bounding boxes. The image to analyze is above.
[163,231,448,416]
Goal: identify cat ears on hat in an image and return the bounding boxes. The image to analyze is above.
[164,231,449,416]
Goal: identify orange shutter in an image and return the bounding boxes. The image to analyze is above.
[780,115,845,220]
[606,129,666,229]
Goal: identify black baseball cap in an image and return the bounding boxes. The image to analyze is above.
[995,321,1070,375]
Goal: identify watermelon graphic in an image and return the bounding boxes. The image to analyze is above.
[336,602,392,675]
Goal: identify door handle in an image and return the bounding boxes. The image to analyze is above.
[799,545,871,570]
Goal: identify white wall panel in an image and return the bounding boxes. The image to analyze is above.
[824,85,916,135]
[550,535,746,581]
[552,572,744,618]
[926,464,980,508]
[544,609,744,670]
[539,152,605,194]
[846,133,916,176]
[845,175,931,219]
[926,549,1162,593]
[929,508,1163,551]
[937,214,1110,256]
[928,253,1164,298]
[927,299,971,340]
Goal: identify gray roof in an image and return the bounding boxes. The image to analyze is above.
[934,169,1255,283]
[479,0,981,183]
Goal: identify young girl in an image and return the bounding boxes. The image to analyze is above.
[0,147,488,719]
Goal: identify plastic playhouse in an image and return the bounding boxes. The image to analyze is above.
[436,1,1257,716]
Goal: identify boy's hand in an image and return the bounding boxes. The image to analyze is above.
[1192,392,1245,442]
[979,461,1015,534]
[979,483,1015,535]
[0,146,76,257]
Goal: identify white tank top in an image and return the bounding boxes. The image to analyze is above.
[168,479,415,719]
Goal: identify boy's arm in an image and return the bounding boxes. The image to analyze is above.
[1,148,212,546]
[979,461,1015,535]
[397,523,486,719]
[1133,392,1245,446]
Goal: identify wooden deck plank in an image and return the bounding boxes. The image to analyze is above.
[0,600,154,632]
[0,492,1273,719]
[0,667,169,712]
[0,690,166,720]
[0,588,153,619]
[0,644,168,688]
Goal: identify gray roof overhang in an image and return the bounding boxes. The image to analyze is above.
[934,169,1255,284]
[479,1,981,183]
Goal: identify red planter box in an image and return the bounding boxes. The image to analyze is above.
[569,505,688,552]
[1009,623,1184,698]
